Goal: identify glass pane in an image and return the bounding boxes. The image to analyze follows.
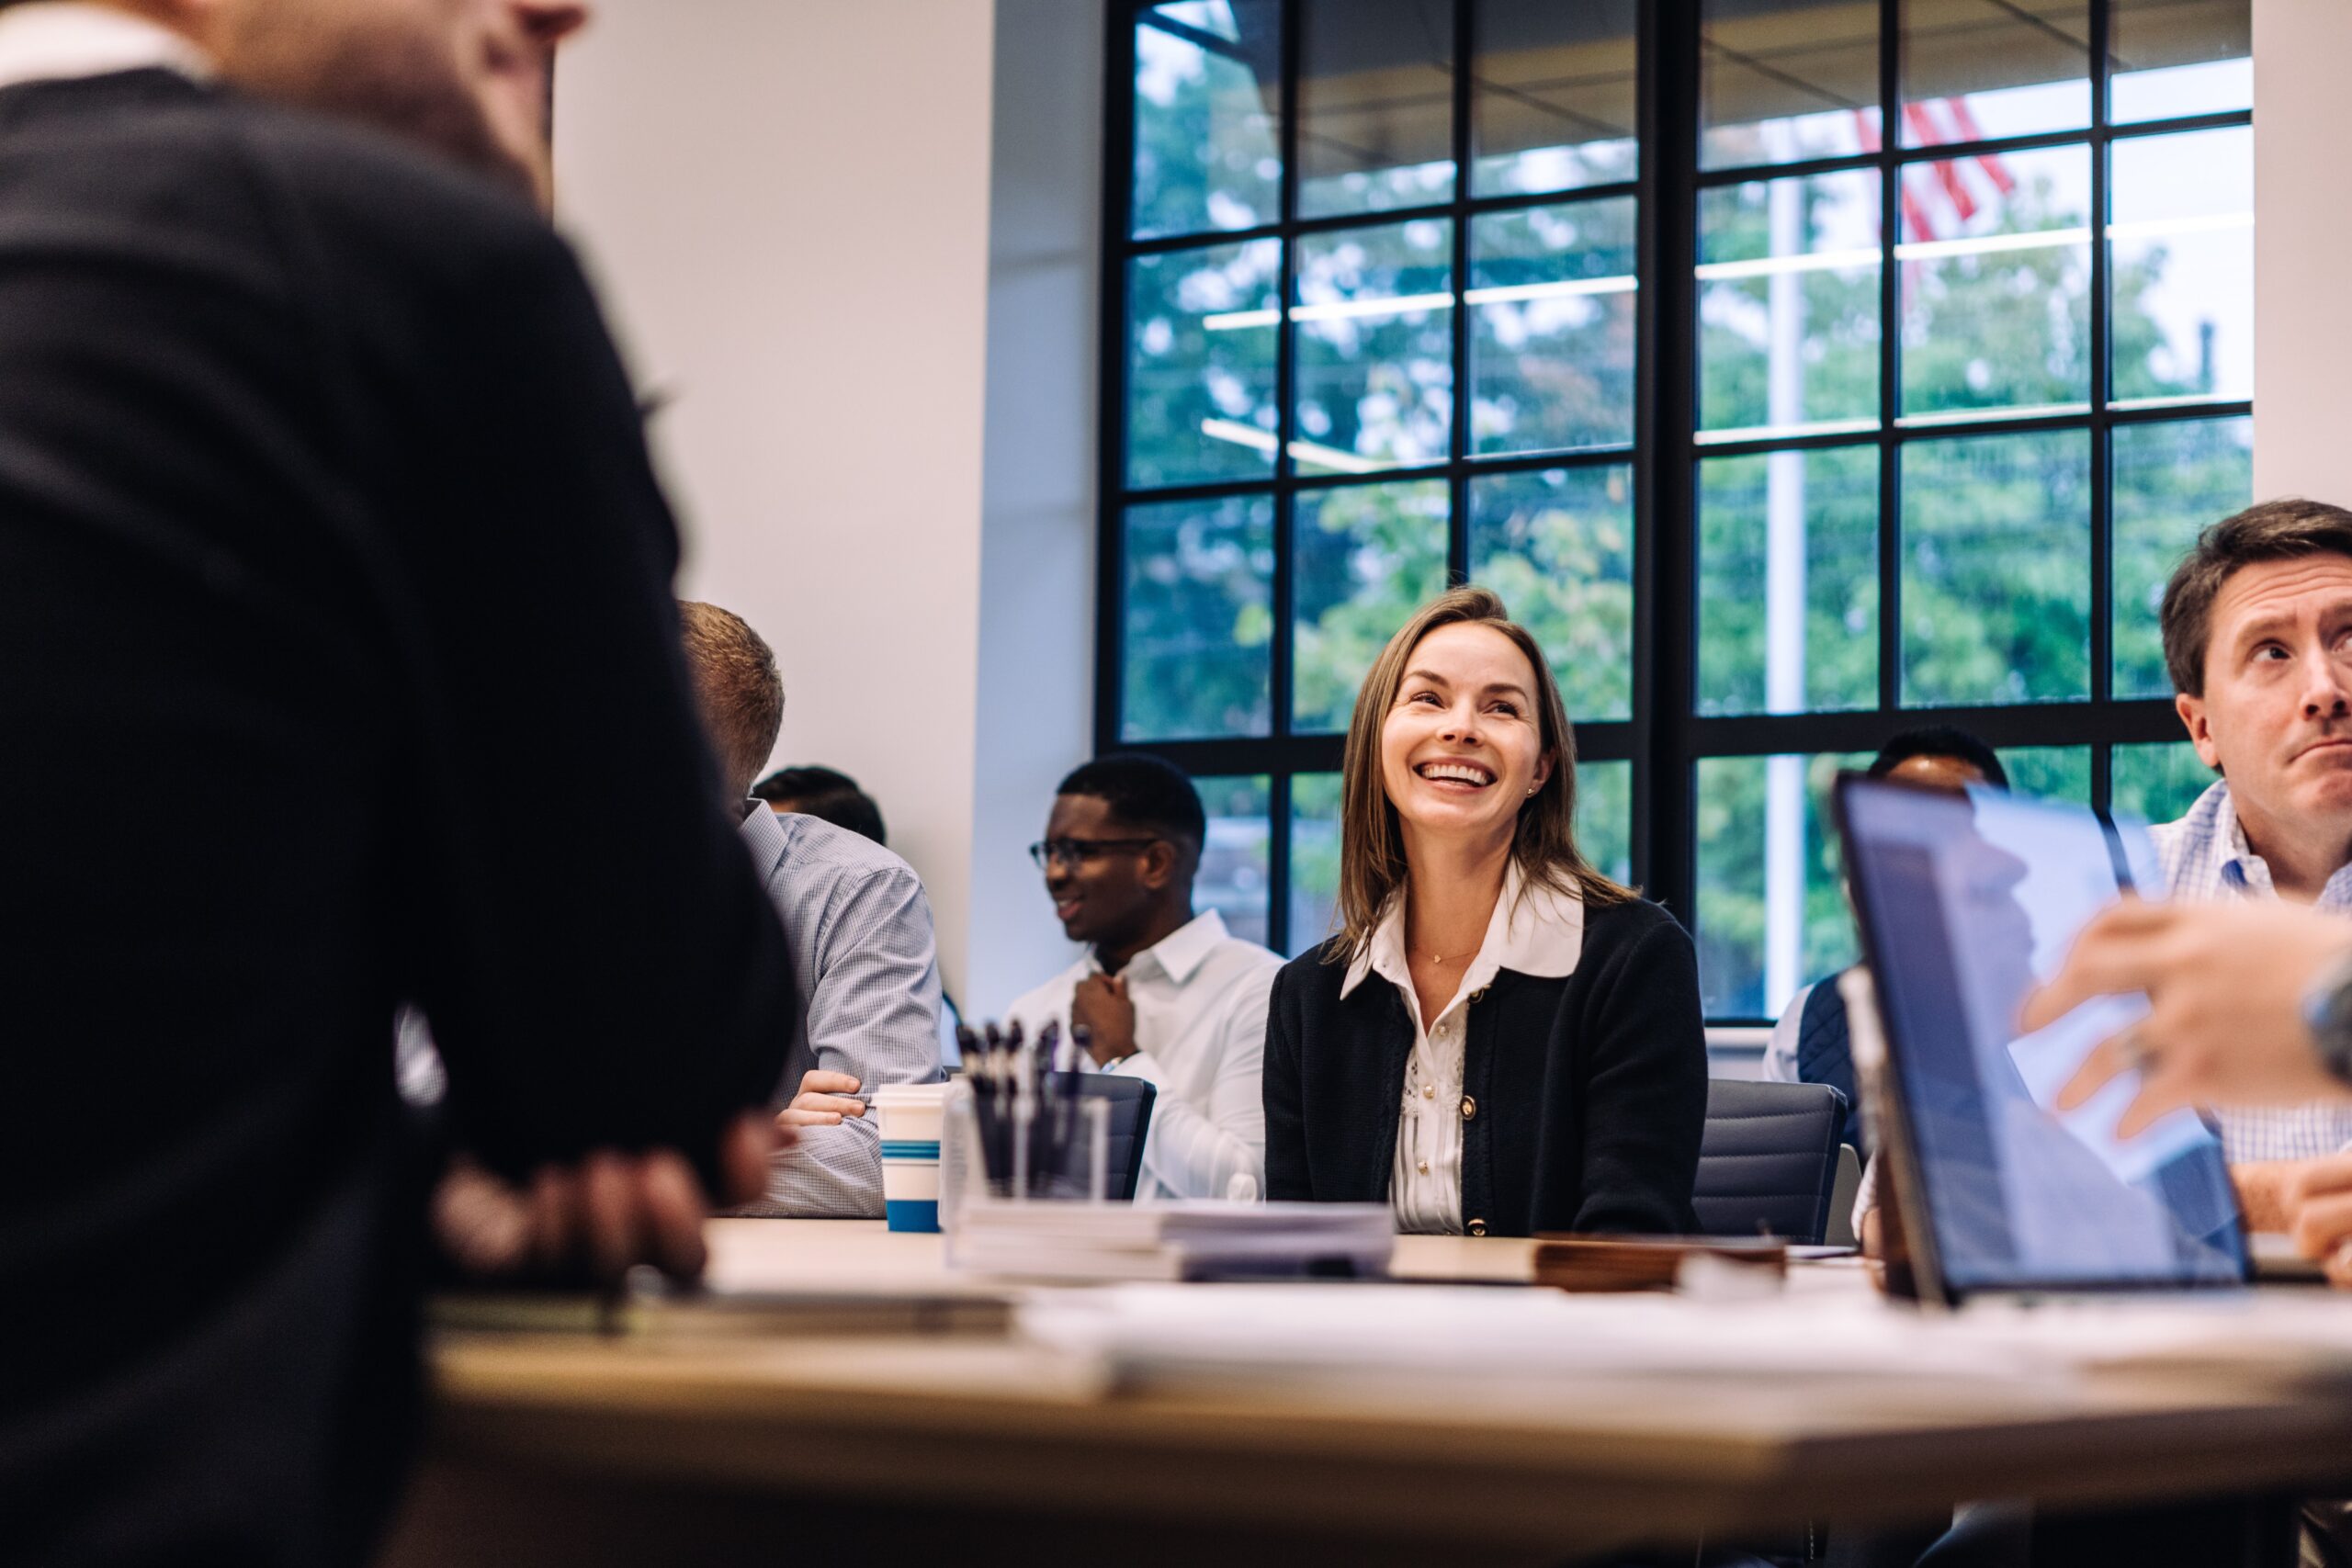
[1900,0,2090,142]
[1469,198,1637,456]
[1901,429,2091,706]
[1698,168,1882,440]
[1701,0,1882,169]
[1126,239,1283,490]
[1573,757,1632,887]
[1696,751,1871,1020]
[1294,220,1454,471]
[1287,772,1345,957]
[1194,773,1272,946]
[2110,127,2253,408]
[2110,0,2250,123]
[1297,0,1456,219]
[2111,740,2215,827]
[1132,2,1283,239]
[1699,445,1880,716]
[1467,465,1635,724]
[1121,493,1275,740]
[2113,416,2253,699]
[1473,0,1637,196]
[1293,480,1452,733]
[1997,744,2091,804]
[1900,145,2092,421]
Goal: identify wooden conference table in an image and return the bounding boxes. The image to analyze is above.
[382,1220,2352,1567]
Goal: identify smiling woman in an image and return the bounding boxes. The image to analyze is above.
[1261,586,1709,1236]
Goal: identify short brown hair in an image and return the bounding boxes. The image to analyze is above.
[1328,586,1633,963]
[2160,499,2352,697]
[677,602,784,801]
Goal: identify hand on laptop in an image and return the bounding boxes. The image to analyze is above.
[778,1069,869,1126]
[2286,1156,2352,1286]
[433,1110,785,1283]
[2020,897,2352,1136]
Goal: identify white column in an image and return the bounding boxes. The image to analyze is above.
[2253,0,2352,502]
[1762,170,1808,1018]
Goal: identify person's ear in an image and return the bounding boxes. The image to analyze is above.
[514,2,593,47]
[142,0,219,41]
[2177,691,2222,772]
[1528,752,1555,799]
[1137,840,1179,894]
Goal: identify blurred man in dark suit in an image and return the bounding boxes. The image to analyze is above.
[0,1,797,1562]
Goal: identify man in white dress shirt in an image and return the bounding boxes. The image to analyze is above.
[1002,755,1280,1202]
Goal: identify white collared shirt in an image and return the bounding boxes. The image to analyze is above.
[0,3,211,90]
[1340,862,1586,1235]
[1003,908,1280,1203]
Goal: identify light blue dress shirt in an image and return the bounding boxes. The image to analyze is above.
[737,806,945,1217]
[2149,780,2352,1163]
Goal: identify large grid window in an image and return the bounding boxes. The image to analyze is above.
[1101,0,2251,1020]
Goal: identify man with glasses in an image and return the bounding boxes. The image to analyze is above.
[1003,755,1281,1201]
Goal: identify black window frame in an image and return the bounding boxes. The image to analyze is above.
[1095,0,2253,1020]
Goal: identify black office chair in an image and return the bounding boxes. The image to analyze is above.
[1693,1078,1849,1244]
[1073,1075,1157,1201]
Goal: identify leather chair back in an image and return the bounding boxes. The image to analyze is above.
[1695,1078,1849,1243]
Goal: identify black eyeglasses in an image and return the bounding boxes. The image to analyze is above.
[1028,837,1161,871]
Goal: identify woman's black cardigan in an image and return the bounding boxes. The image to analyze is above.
[1262,896,1708,1237]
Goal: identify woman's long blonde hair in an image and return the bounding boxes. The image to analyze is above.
[1326,586,1634,963]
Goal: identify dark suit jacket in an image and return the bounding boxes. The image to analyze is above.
[0,70,795,1565]
[1263,896,1707,1236]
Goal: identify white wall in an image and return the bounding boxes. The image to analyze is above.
[550,0,1001,999]
[551,0,1102,1013]
[2254,0,2352,502]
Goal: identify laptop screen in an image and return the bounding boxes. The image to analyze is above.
[1836,776,2246,1296]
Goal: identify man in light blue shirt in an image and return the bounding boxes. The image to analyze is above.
[2139,500,2352,1225]
[679,604,944,1216]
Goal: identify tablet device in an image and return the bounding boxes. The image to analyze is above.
[1833,774,2246,1304]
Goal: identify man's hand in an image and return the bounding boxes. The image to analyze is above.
[1069,974,1138,1066]
[2230,1159,2314,1234]
[778,1069,867,1128]
[2287,1155,2352,1286]
[2018,897,2352,1136]
[432,1109,784,1284]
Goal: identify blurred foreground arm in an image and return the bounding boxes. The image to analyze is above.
[2019,898,2352,1135]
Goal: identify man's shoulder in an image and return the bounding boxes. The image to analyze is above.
[1204,931,1284,977]
[2148,778,2229,886]
[1002,958,1088,1026]
[2,74,552,265]
[770,814,926,899]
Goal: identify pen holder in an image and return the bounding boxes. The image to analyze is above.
[962,1072,1114,1204]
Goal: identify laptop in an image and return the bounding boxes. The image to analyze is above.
[1832,773,2248,1306]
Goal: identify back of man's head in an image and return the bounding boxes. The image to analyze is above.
[678,601,782,805]
[752,765,888,847]
[193,0,549,204]
[2161,499,2352,698]
[1866,726,2008,790]
[1055,754,1206,866]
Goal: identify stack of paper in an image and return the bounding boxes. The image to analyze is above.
[952,1200,1393,1281]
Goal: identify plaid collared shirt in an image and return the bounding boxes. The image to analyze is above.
[2150,780,2352,1162]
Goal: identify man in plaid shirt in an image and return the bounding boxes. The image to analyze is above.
[2143,499,2352,1227]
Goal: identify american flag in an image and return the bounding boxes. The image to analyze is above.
[1856,98,2017,250]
